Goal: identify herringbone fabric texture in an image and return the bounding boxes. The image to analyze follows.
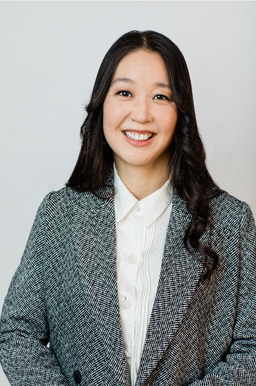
[0,185,256,386]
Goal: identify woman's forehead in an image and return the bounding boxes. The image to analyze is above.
[112,50,170,86]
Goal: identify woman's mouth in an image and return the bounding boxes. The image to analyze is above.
[124,131,154,141]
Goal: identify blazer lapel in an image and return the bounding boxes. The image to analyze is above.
[74,191,130,386]
[136,192,205,385]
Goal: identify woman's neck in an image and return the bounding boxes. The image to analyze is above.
[114,161,170,201]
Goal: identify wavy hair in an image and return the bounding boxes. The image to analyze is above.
[66,30,222,279]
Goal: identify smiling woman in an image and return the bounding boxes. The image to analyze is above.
[0,30,256,386]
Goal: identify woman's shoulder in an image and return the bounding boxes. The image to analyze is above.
[43,186,99,207]
[37,187,102,220]
[210,190,254,229]
[46,186,82,202]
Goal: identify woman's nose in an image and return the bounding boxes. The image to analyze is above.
[129,97,153,124]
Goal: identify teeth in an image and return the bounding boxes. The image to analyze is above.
[125,131,153,141]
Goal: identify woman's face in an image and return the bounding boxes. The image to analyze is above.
[103,49,178,175]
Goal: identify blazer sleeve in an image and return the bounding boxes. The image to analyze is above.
[0,194,69,386]
[188,202,256,386]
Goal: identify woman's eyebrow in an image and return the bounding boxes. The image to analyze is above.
[111,78,171,90]
[111,77,134,85]
[153,82,171,89]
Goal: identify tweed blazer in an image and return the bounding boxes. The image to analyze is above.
[1,185,256,386]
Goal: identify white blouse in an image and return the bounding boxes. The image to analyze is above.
[114,165,173,386]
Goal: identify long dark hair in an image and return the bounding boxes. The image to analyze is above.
[66,30,222,279]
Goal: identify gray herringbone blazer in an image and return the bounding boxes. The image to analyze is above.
[1,186,256,386]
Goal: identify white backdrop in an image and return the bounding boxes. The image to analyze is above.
[0,2,255,384]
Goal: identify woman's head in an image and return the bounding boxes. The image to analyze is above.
[67,30,216,199]
[87,30,196,157]
[68,30,202,191]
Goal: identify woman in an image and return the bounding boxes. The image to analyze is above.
[0,30,256,386]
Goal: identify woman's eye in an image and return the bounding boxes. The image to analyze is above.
[154,94,171,101]
[116,90,132,97]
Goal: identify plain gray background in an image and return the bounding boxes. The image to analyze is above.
[0,1,256,384]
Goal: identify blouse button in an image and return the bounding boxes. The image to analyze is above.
[134,203,140,211]
[126,254,137,264]
[120,297,131,309]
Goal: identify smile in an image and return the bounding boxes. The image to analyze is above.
[124,131,154,141]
